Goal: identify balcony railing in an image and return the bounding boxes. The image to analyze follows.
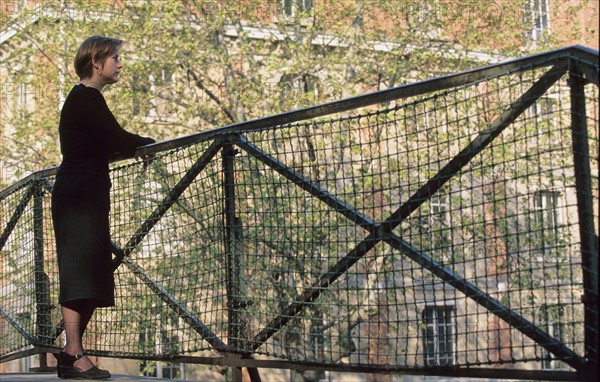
[1,45,598,381]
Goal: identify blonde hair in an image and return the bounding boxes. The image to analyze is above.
[74,35,123,79]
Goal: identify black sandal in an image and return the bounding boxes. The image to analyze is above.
[57,352,111,380]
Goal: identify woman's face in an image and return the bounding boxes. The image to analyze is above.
[98,51,122,85]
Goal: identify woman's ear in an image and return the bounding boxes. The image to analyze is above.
[91,57,102,73]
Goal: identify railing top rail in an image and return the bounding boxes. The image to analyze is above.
[1,45,597,201]
[137,45,598,153]
[0,167,57,200]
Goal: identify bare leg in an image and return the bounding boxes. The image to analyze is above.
[61,300,96,371]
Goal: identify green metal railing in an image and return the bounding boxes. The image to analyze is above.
[1,46,598,381]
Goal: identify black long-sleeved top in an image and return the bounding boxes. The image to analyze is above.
[57,84,154,184]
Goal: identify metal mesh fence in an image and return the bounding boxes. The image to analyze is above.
[1,46,598,379]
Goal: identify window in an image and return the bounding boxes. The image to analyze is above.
[533,190,561,254]
[422,306,455,366]
[418,193,450,257]
[132,73,150,116]
[138,320,181,379]
[279,73,319,106]
[161,360,181,379]
[281,0,312,16]
[529,97,554,120]
[402,1,441,35]
[429,194,449,251]
[132,65,174,118]
[418,1,441,25]
[525,0,550,41]
[154,65,174,87]
[528,97,557,132]
[541,304,568,369]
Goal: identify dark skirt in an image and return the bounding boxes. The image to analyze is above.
[51,173,115,307]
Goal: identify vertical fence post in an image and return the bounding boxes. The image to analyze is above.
[569,65,599,380]
[32,180,53,371]
[223,142,247,382]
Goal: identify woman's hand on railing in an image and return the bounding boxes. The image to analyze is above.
[137,153,156,170]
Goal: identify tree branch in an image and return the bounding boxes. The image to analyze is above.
[183,65,236,123]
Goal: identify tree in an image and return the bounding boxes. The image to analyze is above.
[0,0,595,379]
[3,0,587,179]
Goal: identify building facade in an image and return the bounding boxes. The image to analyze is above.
[1,0,598,379]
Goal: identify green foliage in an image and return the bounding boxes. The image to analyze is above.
[2,0,588,176]
[1,1,594,373]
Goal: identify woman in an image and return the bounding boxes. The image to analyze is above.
[51,35,155,379]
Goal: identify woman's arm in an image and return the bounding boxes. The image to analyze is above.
[82,89,155,157]
[83,89,155,157]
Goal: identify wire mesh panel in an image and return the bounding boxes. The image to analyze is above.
[0,182,37,354]
[0,47,598,379]
[233,61,594,371]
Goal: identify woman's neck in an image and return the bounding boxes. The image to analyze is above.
[78,78,104,91]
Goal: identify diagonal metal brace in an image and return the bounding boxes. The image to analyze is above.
[383,233,586,370]
[247,63,586,370]
[380,62,567,233]
[112,139,223,270]
[0,305,38,346]
[110,242,229,351]
[0,186,34,252]
[235,136,377,231]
